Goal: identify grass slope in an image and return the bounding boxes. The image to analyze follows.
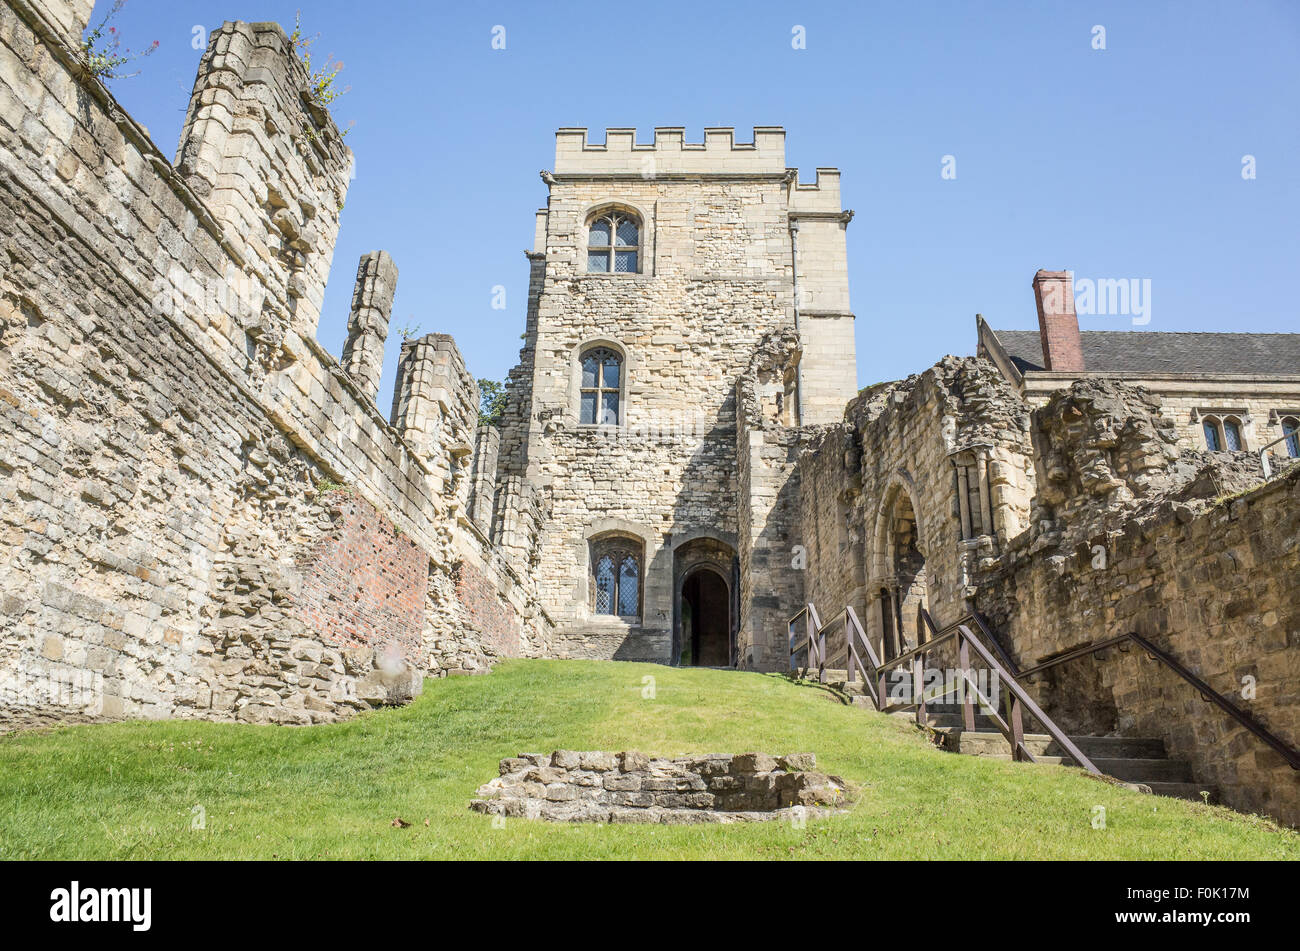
[0,659,1295,860]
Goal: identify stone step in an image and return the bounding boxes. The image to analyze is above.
[976,752,1192,783]
[877,696,1216,804]
[943,728,1168,760]
[913,713,1002,730]
[800,669,850,684]
[1144,782,1219,804]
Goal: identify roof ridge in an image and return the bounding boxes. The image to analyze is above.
[993,327,1300,338]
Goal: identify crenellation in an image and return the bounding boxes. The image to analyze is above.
[788,168,844,213]
[553,126,788,177]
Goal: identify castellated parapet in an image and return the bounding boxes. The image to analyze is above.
[553,126,789,177]
[0,3,550,728]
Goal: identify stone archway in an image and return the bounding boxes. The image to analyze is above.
[871,480,930,661]
[671,536,737,668]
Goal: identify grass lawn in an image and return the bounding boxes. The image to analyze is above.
[0,658,1295,859]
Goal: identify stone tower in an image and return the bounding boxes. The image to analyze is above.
[494,127,857,666]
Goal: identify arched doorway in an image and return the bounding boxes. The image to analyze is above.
[873,483,929,661]
[672,536,737,667]
[681,567,730,667]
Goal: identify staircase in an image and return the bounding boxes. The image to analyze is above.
[820,671,1217,803]
[920,710,1217,803]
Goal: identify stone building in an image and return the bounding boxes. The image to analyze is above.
[2,1,1297,823]
[786,274,1300,822]
[980,270,1300,454]
[492,127,857,667]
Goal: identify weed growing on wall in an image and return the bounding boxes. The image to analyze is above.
[80,0,158,80]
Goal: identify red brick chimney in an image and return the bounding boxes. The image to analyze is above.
[1032,270,1085,372]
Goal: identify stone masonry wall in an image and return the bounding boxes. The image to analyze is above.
[735,330,805,670]
[471,749,847,824]
[495,129,856,666]
[794,356,1035,663]
[975,380,1299,824]
[0,3,547,727]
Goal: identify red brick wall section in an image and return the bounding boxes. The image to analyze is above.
[455,557,522,658]
[296,492,428,665]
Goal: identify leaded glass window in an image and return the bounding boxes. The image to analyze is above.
[1203,419,1222,452]
[590,538,641,618]
[1203,414,1247,453]
[580,347,621,425]
[1223,417,1243,452]
[1282,416,1299,458]
[594,555,615,614]
[617,557,639,616]
[587,210,639,274]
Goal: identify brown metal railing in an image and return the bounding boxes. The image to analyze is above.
[1012,632,1300,771]
[793,599,1300,776]
[789,602,1100,774]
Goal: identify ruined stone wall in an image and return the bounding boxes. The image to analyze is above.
[472,750,846,824]
[974,379,1299,823]
[793,423,863,663]
[793,357,1035,662]
[735,330,805,670]
[1015,377,1300,458]
[0,3,547,727]
[294,491,427,663]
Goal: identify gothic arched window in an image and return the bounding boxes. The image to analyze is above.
[590,537,641,618]
[580,346,622,425]
[1222,416,1243,451]
[1202,418,1222,452]
[1282,416,1299,458]
[1201,414,1246,453]
[587,209,640,274]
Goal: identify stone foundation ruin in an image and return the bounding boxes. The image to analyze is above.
[470,751,849,823]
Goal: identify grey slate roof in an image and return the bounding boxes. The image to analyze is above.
[992,329,1300,376]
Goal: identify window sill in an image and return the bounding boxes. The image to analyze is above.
[585,614,642,627]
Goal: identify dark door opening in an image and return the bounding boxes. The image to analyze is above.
[681,569,730,667]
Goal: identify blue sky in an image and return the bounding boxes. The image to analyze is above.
[94,1,1299,411]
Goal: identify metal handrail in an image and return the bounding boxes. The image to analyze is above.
[1015,632,1300,771]
[809,601,1100,774]
[1259,429,1300,479]
[798,596,1300,778]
